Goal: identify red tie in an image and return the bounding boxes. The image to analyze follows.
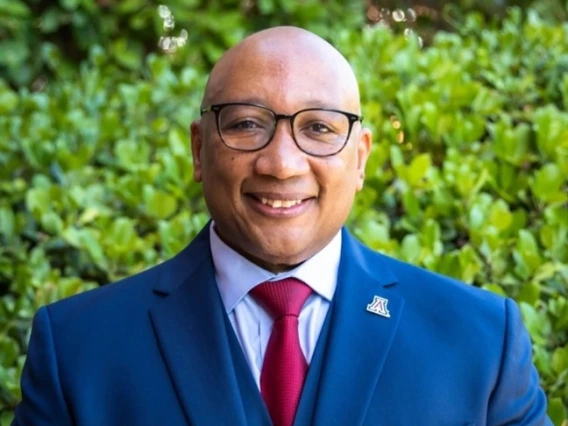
[250,278,312,426]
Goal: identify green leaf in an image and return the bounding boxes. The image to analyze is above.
[549,297,568,331]
[78,229,108,270]
[487,199,512,232]
[514,230,543,277]
[401,234,420,264]
[531,163,567,204]
[471,86,504,114]
[516,281,541,306]
[168,126,189,157]
[59,277,96,298]
[457,245,483,284]
[547,397,567,426]
[114,139,150,170]
[0,0,30,17]
[390,144,404,169]
[533,105,568,161]
[402,190,420,218]
[105,217,138,255]
[40,211,64,235]
[60,0,80,9]
[422,219,442,253]
[26,187,51,219]
[0,86,19,114]
[551,345,568,375]
[257,0,276,14]
[352,219,392,252]
[116,0,146,13]
[490,118,530,165]
[62,227,108,270]
[111,38,143,70]
[1,410,16,426]
[0,207,16,240]
[0,336,18,367]
[533,345,553,378]
[143,185,178,219]
[407,153,431,187]
[519,302,549,346]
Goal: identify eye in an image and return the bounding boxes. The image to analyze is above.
[305,122,333,134]
[228,119,262,130]
[222,118,269,134]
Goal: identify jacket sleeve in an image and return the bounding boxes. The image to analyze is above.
[12,306,73,426]
[487,298,552,426]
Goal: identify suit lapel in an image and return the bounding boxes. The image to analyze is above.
[148,226,257,426]
[309,229,405,426]
[147,225,404,426]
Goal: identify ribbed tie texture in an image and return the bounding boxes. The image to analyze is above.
[250,278,312,426]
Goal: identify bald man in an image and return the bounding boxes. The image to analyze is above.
[13,27,551,426]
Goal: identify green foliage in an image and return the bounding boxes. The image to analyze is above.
[3,0,565,89]
[0,0,365,88]
[0,3,567,425]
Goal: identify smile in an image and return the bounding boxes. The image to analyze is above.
[246,193,314,218]
[260,198,304,208]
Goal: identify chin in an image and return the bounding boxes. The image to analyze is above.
[253,244,311,269]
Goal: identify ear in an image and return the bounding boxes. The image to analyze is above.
[190,120,203,182]
[355,126,372,192]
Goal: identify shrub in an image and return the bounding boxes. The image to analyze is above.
[3,0,566,89]
[0,0,366,88]
[0,6,566,425]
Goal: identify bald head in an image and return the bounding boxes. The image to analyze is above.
[201,26,361,113]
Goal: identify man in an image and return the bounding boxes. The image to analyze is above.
[13,26,551,426]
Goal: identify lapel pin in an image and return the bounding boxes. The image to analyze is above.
[366,295,391,318]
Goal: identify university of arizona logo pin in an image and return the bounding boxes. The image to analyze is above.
[366,296,391,318]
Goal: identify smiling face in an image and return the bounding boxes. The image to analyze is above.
[191,27,372,272]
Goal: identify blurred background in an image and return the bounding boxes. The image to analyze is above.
[0,0,567,424]
[2,0,568,88]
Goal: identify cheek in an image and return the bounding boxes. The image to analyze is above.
[201,147,250,196]
[316,155,360,201]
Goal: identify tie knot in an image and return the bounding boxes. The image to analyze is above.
[250,278,312,320]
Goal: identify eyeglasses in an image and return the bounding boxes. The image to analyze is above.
[200,102,363,157]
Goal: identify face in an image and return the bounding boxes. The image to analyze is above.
[191,31,372,272]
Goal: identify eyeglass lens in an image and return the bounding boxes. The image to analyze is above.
[218,104,352,155]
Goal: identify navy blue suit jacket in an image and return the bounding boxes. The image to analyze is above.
[13,226,551,425]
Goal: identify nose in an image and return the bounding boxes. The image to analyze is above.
[253,119,310,180]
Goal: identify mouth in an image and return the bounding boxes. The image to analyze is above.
[259,197,304,208]
[246,193,315,216]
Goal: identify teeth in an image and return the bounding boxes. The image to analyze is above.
[260,198,303,208]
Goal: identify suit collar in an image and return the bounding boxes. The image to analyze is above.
[339,227,399,288]
[151,224,211,296]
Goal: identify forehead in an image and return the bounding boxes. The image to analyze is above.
[207,37,359,113]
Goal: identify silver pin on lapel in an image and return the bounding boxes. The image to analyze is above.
[366,295,391,318]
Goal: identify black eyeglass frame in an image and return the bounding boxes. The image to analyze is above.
[200,102,364,157]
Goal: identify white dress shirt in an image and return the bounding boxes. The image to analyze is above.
[210,222,341,388]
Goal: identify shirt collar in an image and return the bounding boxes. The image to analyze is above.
[209,222,341,314]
